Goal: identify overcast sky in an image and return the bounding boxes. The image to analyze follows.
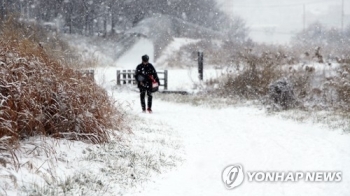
[216,0,349,44]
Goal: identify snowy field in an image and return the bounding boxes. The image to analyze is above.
[1,36,350,196]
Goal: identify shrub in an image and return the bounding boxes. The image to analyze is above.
[0,18,125,145]
[211,47,283,99]
[268,78,297,110]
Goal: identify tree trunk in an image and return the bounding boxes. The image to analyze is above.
[68,5,73,34]
[84,9,89,36]
[89,8,94,36]
[0,0,4,20]
[103,15,107,37]
[111,10,115,35]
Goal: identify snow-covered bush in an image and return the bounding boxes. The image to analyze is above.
[332,65,350,111]
[0,19,125,145]
[208,47,284,99]
[268,78,297,110]
[324,78,347,111]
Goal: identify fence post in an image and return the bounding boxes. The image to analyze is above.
[164,70,168,90]
[133,70,136,85]
[117,70,120,85]
[128,70,132,84]
[123,70,126,84]
[198,52,204,81]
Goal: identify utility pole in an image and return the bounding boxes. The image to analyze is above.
[341,0,344,31]
[303,4,306,31]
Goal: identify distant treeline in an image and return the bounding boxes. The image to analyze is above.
[0,0,233,36]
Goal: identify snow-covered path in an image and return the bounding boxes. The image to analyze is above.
[69,34,350,195]
[118,92,350,196]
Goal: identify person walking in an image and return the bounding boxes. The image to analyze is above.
[135,54,160,113]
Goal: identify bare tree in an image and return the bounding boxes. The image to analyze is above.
[1,0,245,39]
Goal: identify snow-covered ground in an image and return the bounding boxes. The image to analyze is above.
[104,36,350,195]
[115,91,350,196]
[155,38,200,68]
[116,38,155,68]
[2,35,350,196]
[0,108,183,196]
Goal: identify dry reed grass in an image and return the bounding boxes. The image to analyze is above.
[212,48,282,99]
[0,17,126,146]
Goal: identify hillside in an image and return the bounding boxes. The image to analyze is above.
[118,15,226,60]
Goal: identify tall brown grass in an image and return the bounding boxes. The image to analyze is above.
[210,48,282,99]
[0,17,125,146]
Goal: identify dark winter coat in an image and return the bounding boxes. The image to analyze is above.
[135,63,160,90]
